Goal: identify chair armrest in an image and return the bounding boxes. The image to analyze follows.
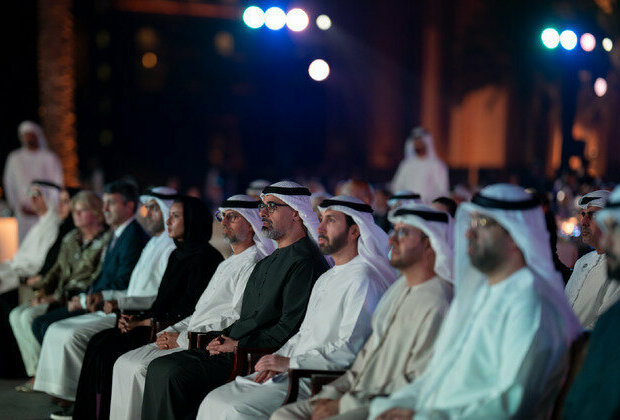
[227,347,279,382]
[283,369,347,405]
[148,318,176,343]
[187,331,215,350]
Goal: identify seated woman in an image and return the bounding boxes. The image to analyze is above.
[68,196,223,420]
[8,191,109,391]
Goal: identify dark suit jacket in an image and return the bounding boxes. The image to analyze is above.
[90,219,149,293]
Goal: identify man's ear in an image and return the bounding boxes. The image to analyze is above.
[292,210,302,222]
[349,225,361,241]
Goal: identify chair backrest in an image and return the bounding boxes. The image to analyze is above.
[550,330,591,419]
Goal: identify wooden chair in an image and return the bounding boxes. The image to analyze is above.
[283,369,346,405]
[550,330,591,419]
[186,332,278,382]
[117,309,175,342]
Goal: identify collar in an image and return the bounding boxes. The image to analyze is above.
[113,216,135,238]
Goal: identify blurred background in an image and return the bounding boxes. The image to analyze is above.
[1,0,619,200]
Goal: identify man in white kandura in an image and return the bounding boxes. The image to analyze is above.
[272,203,454,420]
[0,181,64,294]
[369,184,581,419]
[33,187,177,402]
[3,121,63,242]
[198,195,397,420]
[390,127,449,203]
[565,190,620,329]
[110,195,274,420]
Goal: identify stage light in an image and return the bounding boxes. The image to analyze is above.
[603,37,613,52]
[243,6,265,29]
[308,59,330,81]
[594,77,607,97]
[580,33,595,52]
[265,7,286,30]
[286,8,309,32]
[560,30,578,50]
[541,28,559,49]
[316,14,332,31]
[141,52,157,68]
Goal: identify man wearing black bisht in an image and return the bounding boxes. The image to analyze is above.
[67,196,223,420]
[142,181,330,420]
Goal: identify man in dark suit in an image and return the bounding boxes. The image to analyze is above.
[31,180,148,343]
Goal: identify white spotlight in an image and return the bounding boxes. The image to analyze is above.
[560,30,578,50]
[264,7,286,30]
[242,6,265,29]
[286,8,309,32]
[308,59,330,81]
[602,37,613,52]
[316,14,332,31]
[594,77,607,97]
[580,33,596,52]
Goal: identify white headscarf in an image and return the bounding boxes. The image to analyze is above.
[218,194,275,258]
[387,190,422,209]
[31,180,61,210]
[389,184,581,410]
[454,184,580,306]
[388,203,454,282]
[595,186,620,229]
[260,180,321,246]
[578,189,611,210]
[319,195,397,289]
[140,187,177,234]
[18,121,48,149]
[404,126,437,160]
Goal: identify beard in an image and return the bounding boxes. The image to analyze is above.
[469,240,504,274]
[143,218,164,236]
[224,228,248,244]
[261,225,283,240]
[318,231,348,255]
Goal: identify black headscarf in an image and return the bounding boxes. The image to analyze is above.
[173,196,213,257]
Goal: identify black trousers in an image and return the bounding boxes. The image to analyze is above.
[72,325,151,420]
[142,344,233,420]
[32,305,87,343]
[0,290,26,378]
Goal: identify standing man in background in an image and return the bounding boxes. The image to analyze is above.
[3,121,63,242]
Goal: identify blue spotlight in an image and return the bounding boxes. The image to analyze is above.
[560,30,578,50]
[264,7,286,30]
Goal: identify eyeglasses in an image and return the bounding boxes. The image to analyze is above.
[258,202,290,213]
[469,216,498,229]
[215,211,241,223]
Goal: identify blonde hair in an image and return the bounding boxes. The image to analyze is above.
[71,191,105,224]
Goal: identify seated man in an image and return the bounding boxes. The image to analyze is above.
[68,195,224,420]
[200,195,397,419]
[387,190,422,210]
[0,180,65,294]
[369,184,581,419]
[9,191,109,391]
[110,194,274,420]
[0,181,73,379]
[141,181,330,420]
[30,179,150,342]
[33,187,177,404]
[273,203,454,420]
[565,190,620,329]
[563,185,620,418]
